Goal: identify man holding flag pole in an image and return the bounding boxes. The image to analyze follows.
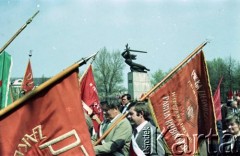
[94,42,216,156]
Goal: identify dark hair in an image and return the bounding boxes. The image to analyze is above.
[132,102,150,121]
[100,99,120,110]
[121,93,131,100]
[226,114,240,125]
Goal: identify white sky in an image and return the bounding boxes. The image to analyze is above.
[0,0,239,86]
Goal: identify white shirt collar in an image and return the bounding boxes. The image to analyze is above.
[122,102,131,113]
[136,121,148,133]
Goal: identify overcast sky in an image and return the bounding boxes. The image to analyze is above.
[0,0,239,86]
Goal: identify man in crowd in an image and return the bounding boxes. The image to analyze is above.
[120,93,133,114]
[92,100,132,156]
[128,102,166,155]
[222,99,239,130]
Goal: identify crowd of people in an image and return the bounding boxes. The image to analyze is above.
[88,93,166,156]
[216,95,240,155]
[85,93,240,156]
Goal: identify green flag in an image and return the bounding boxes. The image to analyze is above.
[0,51,12,109]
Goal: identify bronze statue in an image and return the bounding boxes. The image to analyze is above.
[121,44,150,73]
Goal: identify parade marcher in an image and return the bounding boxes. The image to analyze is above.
[92,100,132,156]
[128,102,166,156]
[84,112,94,136]
[222,100,239,131]
[120,93,133,114]
[221,114,240,155]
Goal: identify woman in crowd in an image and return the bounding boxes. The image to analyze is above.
[221,113,240,155]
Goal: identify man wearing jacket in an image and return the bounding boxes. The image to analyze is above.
[128,102,166,156]
[92,100,132,156]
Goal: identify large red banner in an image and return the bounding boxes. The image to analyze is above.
[0,72,95,156]
[149,51,216,155]
[80,65,103,132]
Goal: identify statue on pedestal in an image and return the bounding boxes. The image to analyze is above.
[121,44,150,73]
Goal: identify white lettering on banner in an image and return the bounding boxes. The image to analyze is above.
[14,126,89,156]
[39,129,88,156]
[191,70,202,90]
[14,125,46,155]
[162,96,170,119]
[191,70,209,125]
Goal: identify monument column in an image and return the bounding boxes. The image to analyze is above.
[128,72,151,100]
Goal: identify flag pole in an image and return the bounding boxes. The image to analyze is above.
[94,112,127,146]
[0,52,98,117]
[140,41,208,101]
[0,11,40,54]
[79,51,98,82]
[90,51,98,64]
[94,41,208,146]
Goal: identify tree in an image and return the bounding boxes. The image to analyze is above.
[150,69,167,87]
[93,47,125,100]
[207,56,240,102]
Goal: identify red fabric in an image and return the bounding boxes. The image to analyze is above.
[213,77,223,120]
[0,72,95,156]
[21,59,34,93]
[129,141,137,156]
[80,65,103,133]
[228,90,233,101]
[149,51,216,155]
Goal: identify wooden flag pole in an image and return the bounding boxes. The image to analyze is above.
[0,11,40,54]
[94,41,208,146]
[0,52,97,117]
[94,112,127,146]
[140,41,208,101]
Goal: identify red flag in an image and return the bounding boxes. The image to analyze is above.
[149,51,216,155]
[21,59,34,93]
[80,64,103,133]
[0,72,95,156]
[227,90,233,101]
[213,77,223,121]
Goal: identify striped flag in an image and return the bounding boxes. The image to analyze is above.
[0,51,12,109]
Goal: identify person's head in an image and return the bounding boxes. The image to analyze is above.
[100,99,120,120]
[121,94,131,106]
[234,96,240,107]
[226,114,240,135]
[128,102,150,126]
[230,100,238,109]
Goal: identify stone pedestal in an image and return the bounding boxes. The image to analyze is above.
[128,72,151,100]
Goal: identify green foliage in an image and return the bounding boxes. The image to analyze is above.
[93,47,126,100]
[150,69,167,87]
[206,56,239,102]
[151,56,240,103]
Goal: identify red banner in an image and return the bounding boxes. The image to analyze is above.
[213,77,223,121]
[80,65,103,132]
[149,51,216,155]
[21,59,34,93]
[0,72,95,156]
